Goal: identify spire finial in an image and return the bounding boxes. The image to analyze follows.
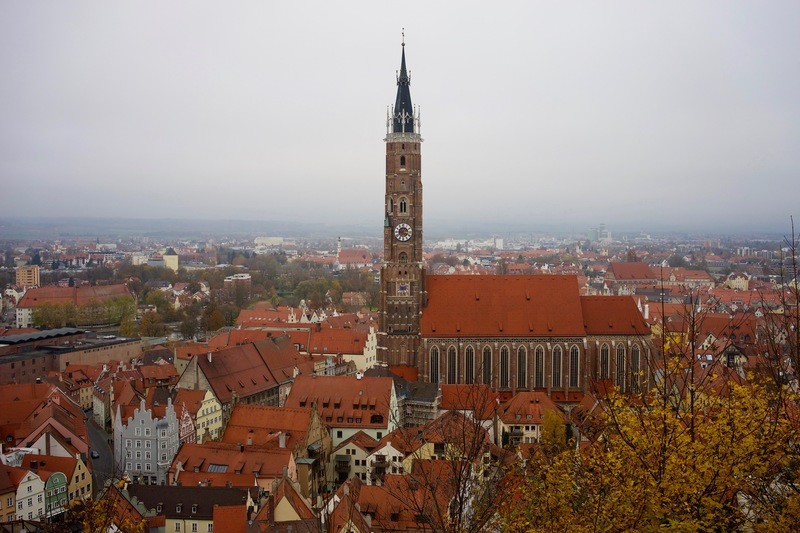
[402,28,405,47]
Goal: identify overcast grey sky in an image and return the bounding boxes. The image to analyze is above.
[1,1,798,234]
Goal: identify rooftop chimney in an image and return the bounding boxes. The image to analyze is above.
[278,432,286,448]
[207,352,212,363]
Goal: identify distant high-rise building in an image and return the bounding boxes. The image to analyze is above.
[15,265,40,288]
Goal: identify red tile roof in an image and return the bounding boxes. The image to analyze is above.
[608,262,656,281]
[221,404,313,449]
[17,284,131,308]
[285,375,394,430]
[421,275,586,337]
[197,336,303,405]
[213,505,247,533]
[580,296,650,335]
[500,391,564,425]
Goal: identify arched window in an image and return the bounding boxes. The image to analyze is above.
[482,347,492,386]
[399,198,408,214]
[616,344,626,392]
[430,346,440,384]
[534,346,544,388]
[516,347,527,389]
[569,345,580,388]
[500,346,510,388]
[447,346,457,384]
[600,344,609,379]
[400,155,406,166]
[398,252,408,263]
[552,346,562,388]
[465,346,475,385]
[388,198,394,213]
[631,345,641,392]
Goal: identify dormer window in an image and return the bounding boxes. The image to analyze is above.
[192,504,197,514]
[176,503,182,513]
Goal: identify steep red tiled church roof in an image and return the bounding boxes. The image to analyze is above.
[421,275,586,337]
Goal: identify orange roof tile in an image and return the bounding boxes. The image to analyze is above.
[580,296,650,335]
[285,375,394,430]
[421,275,585,337]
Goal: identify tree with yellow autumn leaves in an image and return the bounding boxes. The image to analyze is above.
[501,261,800,531]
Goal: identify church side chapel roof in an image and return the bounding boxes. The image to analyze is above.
[421,275,586,337]
[580,296,651,335]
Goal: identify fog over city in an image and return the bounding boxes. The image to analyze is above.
[1,1,799,236]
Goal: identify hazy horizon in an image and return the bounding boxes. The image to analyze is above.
[2,2,798,234]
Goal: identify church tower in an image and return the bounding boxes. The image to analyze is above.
[379,37,425,367]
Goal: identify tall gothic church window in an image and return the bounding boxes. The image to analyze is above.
[534,346,544,388]
[482,347,492,386]
[447,346,457,384]
[616,344,626,392]
[430,346,440,384]
[516,347,527,389]
[569,346,580,388]
[552,346,562,388]
[500,347,510,388]
[465,346,475,385]
[600,344,610,379]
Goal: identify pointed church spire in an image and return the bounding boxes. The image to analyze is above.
[392,29,415,133]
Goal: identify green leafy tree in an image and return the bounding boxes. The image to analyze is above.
[139,311,166,337]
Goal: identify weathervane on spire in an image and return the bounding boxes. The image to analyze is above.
[402,28,405,47]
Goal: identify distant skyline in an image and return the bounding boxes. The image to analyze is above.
[2,2,799,234]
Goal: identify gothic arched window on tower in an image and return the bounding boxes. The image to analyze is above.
[465,346,475,385]
[399,198,407,214]
[388,198,394,213]
[447,346,457,384]
[569,345,580,388]
[398,252,408,264]
[516,347,527,389]
[482,347,492,386]
[500,346,510,388]
[535,346,544,388]
[552,346,563,388]
[430,346,440,384]
[400,155,406,167]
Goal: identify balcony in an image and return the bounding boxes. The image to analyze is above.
[335,454,351,473]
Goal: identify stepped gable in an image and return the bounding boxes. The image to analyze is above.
[421,275,585,337]
[580,296,650,335]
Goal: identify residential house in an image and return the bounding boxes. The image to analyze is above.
[173,388,222,444]
[169,441,294,491]
[0,465,17,523]
[220,404,331,501]
[332,431,377,485]
[113,397,179,485]
[126,484,257,533]
[284,374,399,447]
[8,466,44,521]
[175,336,306,422]
[498,391,565,445]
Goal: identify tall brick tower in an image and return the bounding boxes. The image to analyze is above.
[379,37,425,367]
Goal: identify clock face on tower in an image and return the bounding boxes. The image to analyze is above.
[394,223,412,242]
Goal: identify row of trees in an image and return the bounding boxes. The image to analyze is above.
[32,296,136,329]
